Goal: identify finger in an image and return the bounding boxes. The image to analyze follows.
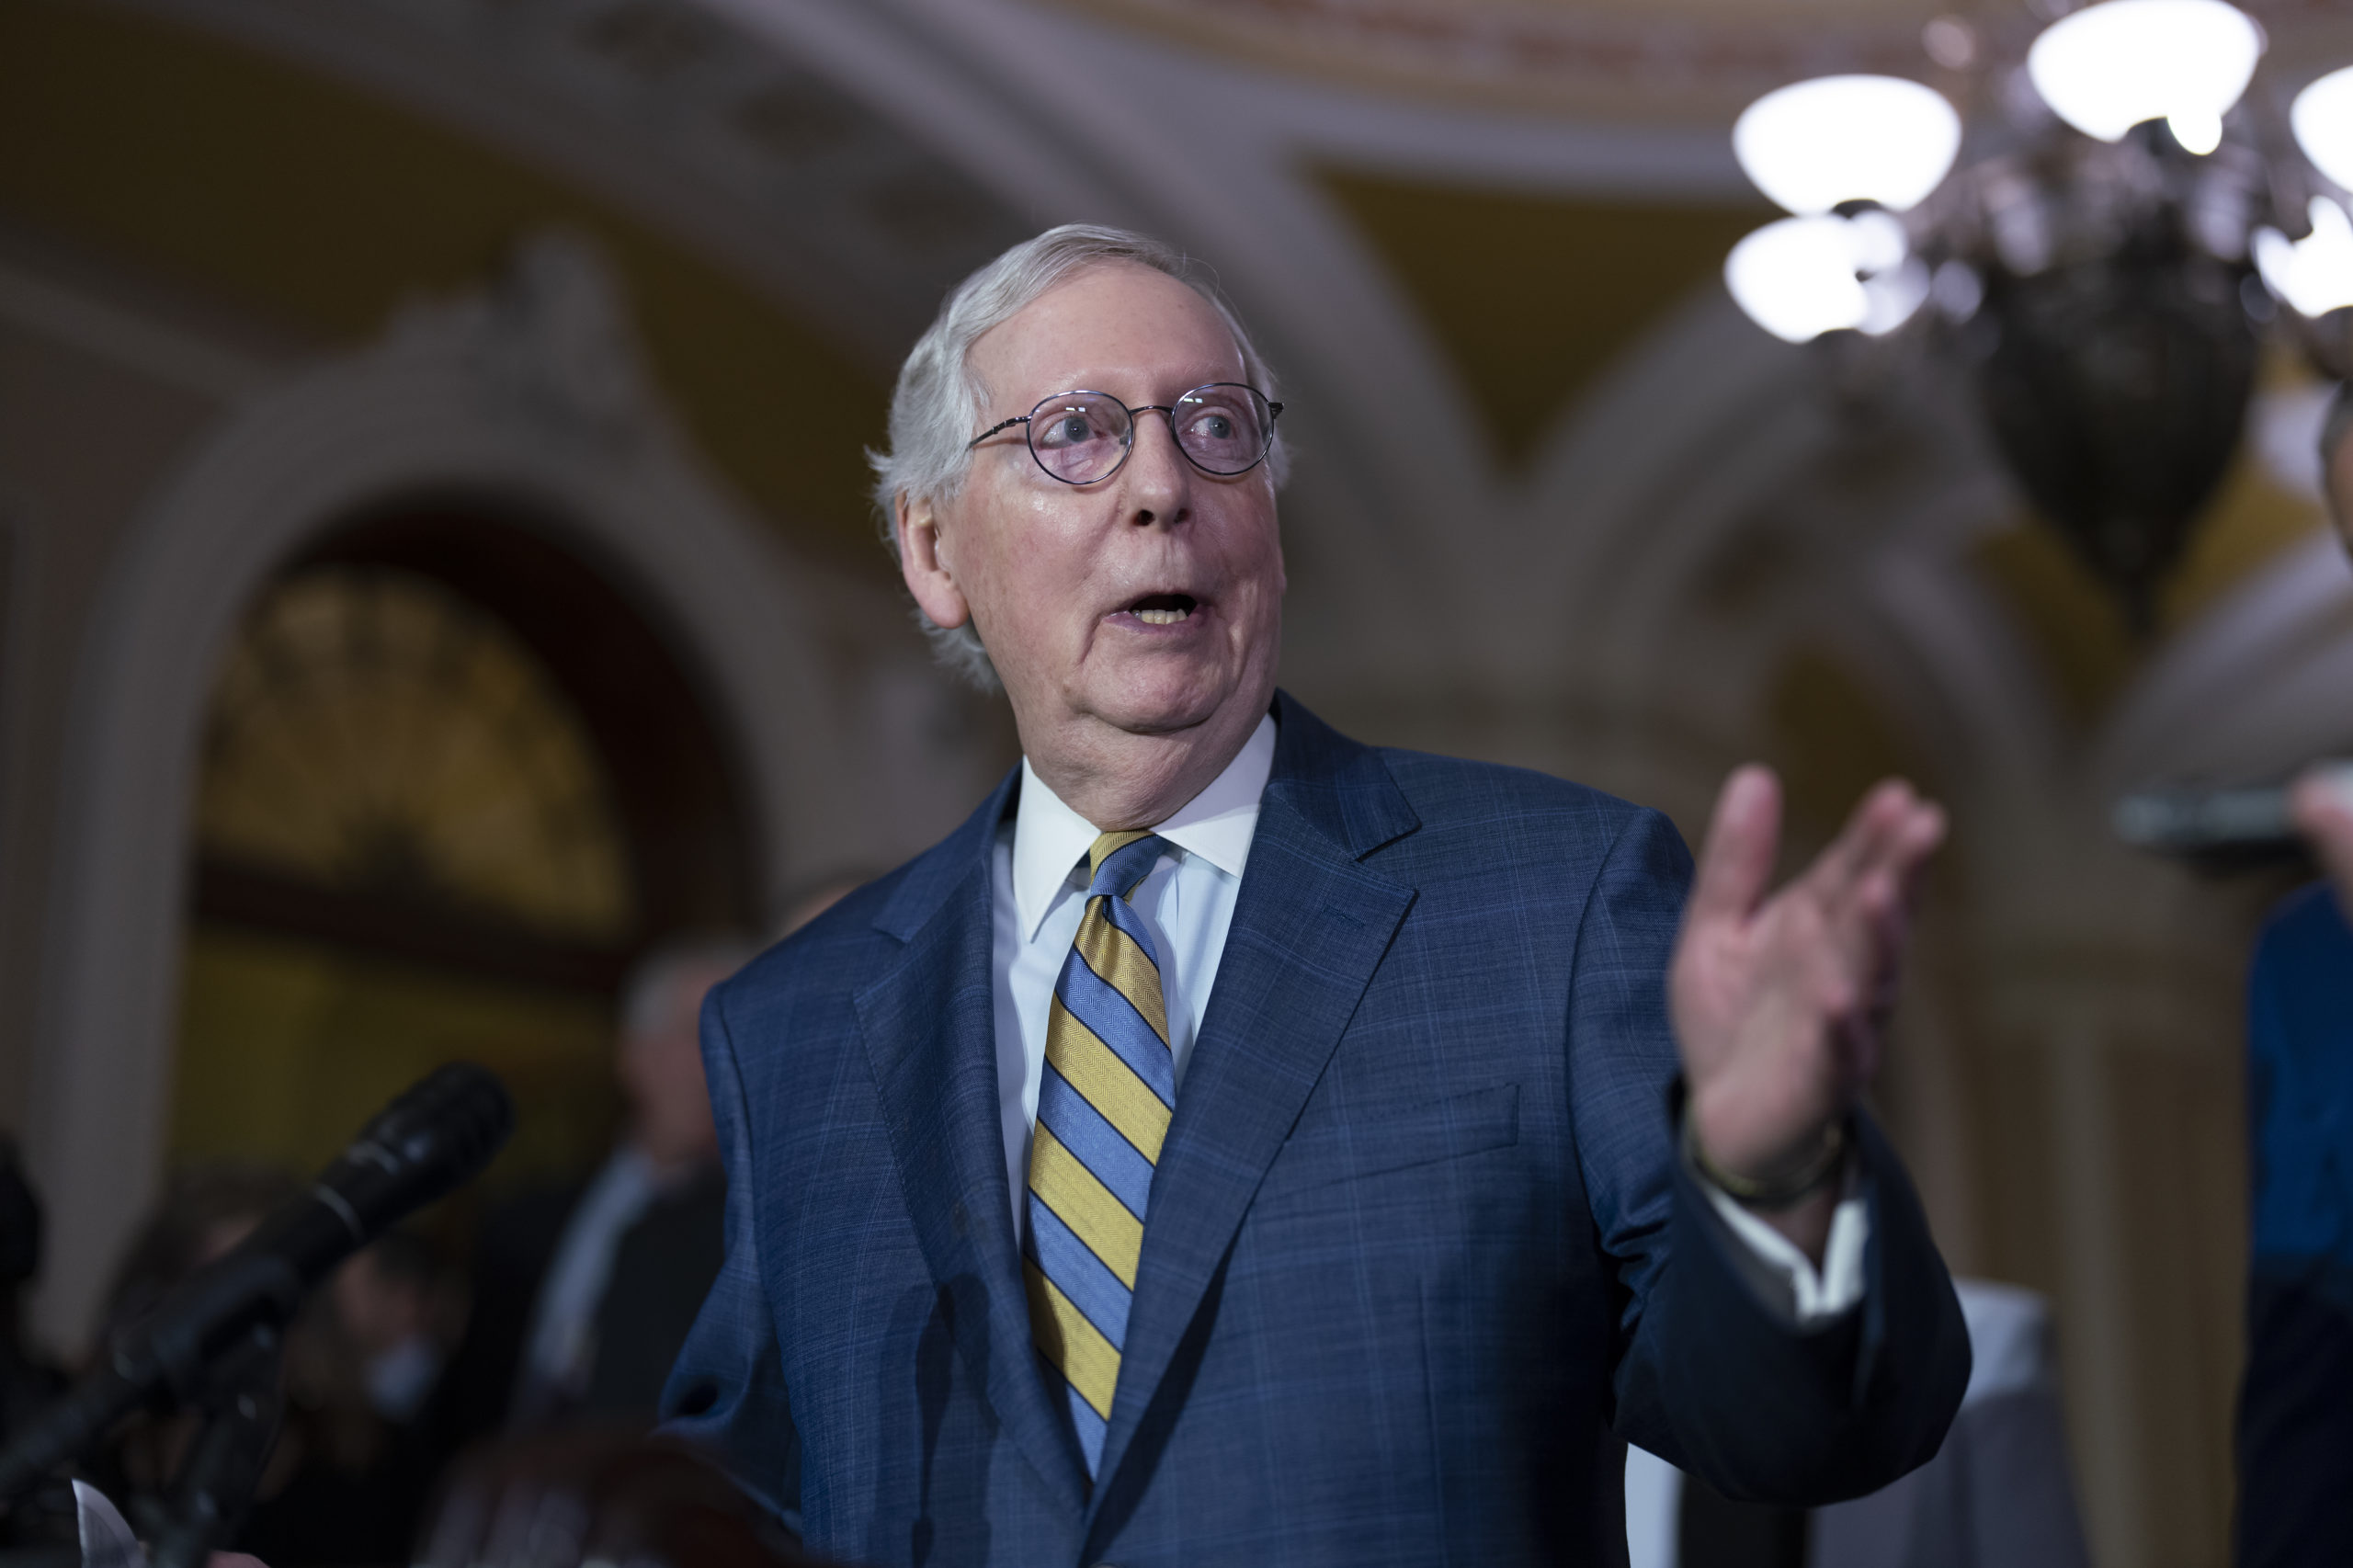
[1688,764,1783,926]
[1856,797,1947,923]
[1868,868,1915,1015]
[1819,804,1937,1006]
[1802,778,1919,903]
[1835,803,1941,1042]
[1818,862,1903,1003]
[1780,789,1942,1105]
[1793,886,1898,1103]
[1817,784,1945,913]
[1903,799,1949,875]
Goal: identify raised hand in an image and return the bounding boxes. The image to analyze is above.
[2290,767,2353,913]
[1669,766,1946,1256]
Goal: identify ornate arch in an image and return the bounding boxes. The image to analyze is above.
[24,233,840,1347]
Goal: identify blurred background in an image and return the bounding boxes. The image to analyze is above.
[4,0,2353,1562]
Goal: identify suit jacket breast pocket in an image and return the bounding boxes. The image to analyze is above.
[1257,1082,1520,1203]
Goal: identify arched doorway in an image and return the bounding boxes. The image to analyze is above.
[26,235,842,1349]
[171,503,759,1186]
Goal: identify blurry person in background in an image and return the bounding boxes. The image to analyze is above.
[442,931,762,1444]
[92,1163,306,1529]
[332,1233,462,1432]
[2238,385,2353,1568]
[91,1165,464,1567]
[239,1230,465,1568]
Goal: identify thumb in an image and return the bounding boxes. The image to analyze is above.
[1688,765,1782,927]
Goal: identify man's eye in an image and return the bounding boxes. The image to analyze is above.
[1189,414,1235,442]
[1043,415,1098,445]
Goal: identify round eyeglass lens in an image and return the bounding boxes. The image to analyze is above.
[1173,385,1273,474]
[1028,393,1132,484]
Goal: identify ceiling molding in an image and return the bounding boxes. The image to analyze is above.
[1038,0,1937,120]
[108,0,1040,375]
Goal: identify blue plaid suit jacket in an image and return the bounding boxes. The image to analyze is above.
[662,693,1969,1566]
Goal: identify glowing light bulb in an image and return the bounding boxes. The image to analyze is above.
[2027,0,2260,145]
[1725,213,1928,343]
[2255,197,2353,319]
[1733,75,1962,216]
[2292,66,2353,192]
[2168,108,2223,155]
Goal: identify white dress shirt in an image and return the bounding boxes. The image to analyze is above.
[987,713,1866,1322]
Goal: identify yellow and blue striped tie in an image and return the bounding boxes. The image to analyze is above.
[1024,829,1172,1479]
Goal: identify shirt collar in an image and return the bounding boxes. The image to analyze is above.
[1010,713,1277,942]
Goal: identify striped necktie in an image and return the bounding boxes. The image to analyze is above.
[1024,828,1173,1479]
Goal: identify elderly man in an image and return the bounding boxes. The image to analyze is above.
[662,225,1969,1566]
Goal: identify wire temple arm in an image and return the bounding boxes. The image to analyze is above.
[967,415,1032,449]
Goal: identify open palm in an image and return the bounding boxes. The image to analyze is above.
[1670,766,1946,1187]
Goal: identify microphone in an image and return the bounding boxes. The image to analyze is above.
[2113,764,2353,862]
[0,1062,513,1499]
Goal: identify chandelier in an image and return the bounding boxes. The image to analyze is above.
[1723,0,2353,632]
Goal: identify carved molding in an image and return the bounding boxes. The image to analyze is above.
[23,234,841,1350]
[111,0,1040,374]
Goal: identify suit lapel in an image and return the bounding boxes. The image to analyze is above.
[1090,697,1420,1502]
[852,773,1091,1517]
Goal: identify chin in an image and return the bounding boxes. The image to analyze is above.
[1093,663,1237,737]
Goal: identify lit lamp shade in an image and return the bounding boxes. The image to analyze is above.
[1733,75,1962,215]
[2026,0,2261,154]
[2292,66,2353,192]
[2254,197,2353,318]
[1725,212,1928,343]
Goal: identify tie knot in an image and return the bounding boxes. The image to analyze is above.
[1086,831,1166,899]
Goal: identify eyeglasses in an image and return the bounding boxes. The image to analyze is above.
[967,383,1283,486]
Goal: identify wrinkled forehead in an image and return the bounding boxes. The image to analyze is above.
[972,262,1248,408]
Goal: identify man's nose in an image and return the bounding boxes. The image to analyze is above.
[1122,408,1190,525]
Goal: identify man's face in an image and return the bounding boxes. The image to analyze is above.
[909,263,1286,748]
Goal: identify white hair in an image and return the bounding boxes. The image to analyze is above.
[868,224,1289,690]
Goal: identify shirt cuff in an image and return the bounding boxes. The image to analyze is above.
[1699,1175,1870,1324]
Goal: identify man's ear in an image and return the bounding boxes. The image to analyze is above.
[896,492,972,630]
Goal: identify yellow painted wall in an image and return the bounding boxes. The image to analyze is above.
[0,0,891,567]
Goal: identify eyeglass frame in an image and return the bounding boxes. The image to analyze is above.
[965,382,1285,486]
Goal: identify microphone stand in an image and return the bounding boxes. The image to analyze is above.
[0,1064,512,1567]
[144,1326,284,1568]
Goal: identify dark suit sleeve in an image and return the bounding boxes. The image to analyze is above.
[1569,806,1970,1506]
[658,987,802,1528]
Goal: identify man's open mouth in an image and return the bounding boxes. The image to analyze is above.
[1127,593,1198,626]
